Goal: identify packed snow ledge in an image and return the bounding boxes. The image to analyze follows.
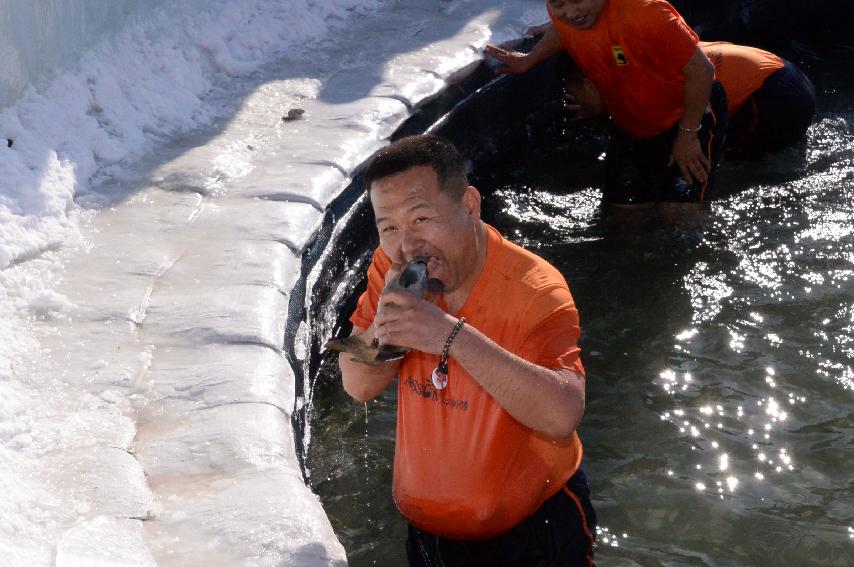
[0,0,546,565]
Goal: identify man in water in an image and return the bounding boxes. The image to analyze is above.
[560,42,816,158]
[485,0,728,207]
[701,42,815,157]
[337,134,595,565]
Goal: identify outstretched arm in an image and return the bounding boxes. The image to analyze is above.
[484,23,564,75]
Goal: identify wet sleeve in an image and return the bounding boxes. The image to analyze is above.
[349,247,391,330]
[519,285,585,377]
[630,1,699,75]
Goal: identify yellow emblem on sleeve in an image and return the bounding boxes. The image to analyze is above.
[612,45,628,66]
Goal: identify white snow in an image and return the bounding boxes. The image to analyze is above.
[0,0,546,564]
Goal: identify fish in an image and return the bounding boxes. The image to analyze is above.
[325,257,444,365]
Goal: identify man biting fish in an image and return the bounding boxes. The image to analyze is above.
[329,134,596,566]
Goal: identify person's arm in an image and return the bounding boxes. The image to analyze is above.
[449,323,585,440]
[339,322,400,402]
[339,254,403,402]
[374,289,585,440]
[484,23,564,75]
[668,46,715,184]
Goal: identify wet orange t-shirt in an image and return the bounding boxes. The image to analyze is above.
[551,0,699,138]
[700,41,784,116]
[350,225,585,539]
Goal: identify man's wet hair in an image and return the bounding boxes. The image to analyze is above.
[363,134,469,200]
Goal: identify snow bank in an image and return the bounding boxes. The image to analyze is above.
[0,0,546,564]
[0,0,385,271]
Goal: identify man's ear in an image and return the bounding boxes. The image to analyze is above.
[463,185,481,218]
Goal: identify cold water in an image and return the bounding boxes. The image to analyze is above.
[308,54,854,566]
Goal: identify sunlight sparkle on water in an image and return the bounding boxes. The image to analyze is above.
[495,187,602,239]
[654,362,809,502]
[596,526,627,548]
[676,328,699,341]
[728,328,746,351]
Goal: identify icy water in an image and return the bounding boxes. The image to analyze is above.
[308,57,854,566]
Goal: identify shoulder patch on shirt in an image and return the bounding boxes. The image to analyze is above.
[612,45,628,66]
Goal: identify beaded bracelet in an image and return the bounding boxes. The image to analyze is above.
[677,122,702,134]
[431,317,466,390]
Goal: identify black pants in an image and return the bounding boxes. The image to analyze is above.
[725,59,816,157]
[405,469,597,567]
[604,80,729,204]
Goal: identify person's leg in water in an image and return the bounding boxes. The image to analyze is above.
[725,60,816,158]
[603,81,728,220]
[405,469,597,567]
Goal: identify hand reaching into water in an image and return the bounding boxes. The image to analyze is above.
[483,44,534,75]
[669,131,710,184]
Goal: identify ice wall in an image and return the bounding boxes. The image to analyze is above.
[0,0,168,109]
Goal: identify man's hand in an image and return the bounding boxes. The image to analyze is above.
[374,289,456,356]
[564,92,584,121]
[672,47,715,185]
[564,91,597,122]
[484,44,534,75]
[668,131,710,184]
[484,24,564,76]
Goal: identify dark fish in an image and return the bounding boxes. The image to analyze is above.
[325,257,444,365]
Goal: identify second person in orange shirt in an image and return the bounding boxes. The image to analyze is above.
[486,0,728,206]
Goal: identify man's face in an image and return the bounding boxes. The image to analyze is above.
[547,0,607,30]
[370,165,481,293]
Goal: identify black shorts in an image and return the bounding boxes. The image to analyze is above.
[604,80,729,204]
[725,59,816,157]
[405,469,597,567]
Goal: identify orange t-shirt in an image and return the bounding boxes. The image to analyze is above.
[350,225,585,539]
[700,41,784,116]
[551,0,699,138]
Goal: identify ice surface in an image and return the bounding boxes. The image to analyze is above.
[145,344,296,415]
[0,0,545,564]
[135,403,298,478]
[146,471,346,566]
[56,517,156,567]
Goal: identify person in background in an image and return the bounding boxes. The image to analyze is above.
[701,41,815,157]
[559,41,816,157]
[485,0,728,208]
[338,134,596,566]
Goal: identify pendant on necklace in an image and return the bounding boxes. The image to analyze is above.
[431,364,448,390]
